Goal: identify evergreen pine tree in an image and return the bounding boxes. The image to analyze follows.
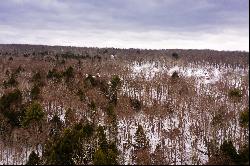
[93,148,108,165]
[26,151,40,165]
[134,124,149,149]
[97,126,108,152]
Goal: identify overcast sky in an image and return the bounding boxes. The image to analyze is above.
[0,0,249,51]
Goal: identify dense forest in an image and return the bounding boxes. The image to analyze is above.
[0,44,249,165]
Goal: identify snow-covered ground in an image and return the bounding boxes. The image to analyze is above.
[115,61,249,165]
[126,61,248,104]
[131,62,165,80]
[130,61,248,87]
[116,111,210,165]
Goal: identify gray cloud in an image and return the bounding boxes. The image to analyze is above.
[0,0,249,50]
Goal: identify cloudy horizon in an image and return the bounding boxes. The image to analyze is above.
[0,0,249,51]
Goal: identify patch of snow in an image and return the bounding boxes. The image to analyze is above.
[130,61,166,80]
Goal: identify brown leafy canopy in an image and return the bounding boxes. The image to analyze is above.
[0,44,248,165]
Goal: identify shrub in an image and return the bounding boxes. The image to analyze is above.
[93,142,118,165]
[5,70,10,76]
[229,88,242,99]
[0,89,23,127]
[63,66,74,82]
[76,89,85,101]
[239,108,249,128]
[111,75,121,90]
[47,69,62,82]
[22,102,44,127]
[45,122,94,165]
[0,115,11,138]
[220,140,239,162]
[99,80,109,96]
[134,124,149,149]
[50,114,63,129]
[26,151,40,165]
[172,52,179,59]
[84,74,97,87]
[61,59,66,64]
[49,114,63,138]
[0,89,22,111]
[3,74,18,88]
[81,123,94,138]
[130,98,142,111]
[238,144,249,165]
[47,70,54,79]
[211,108,226,127]
[30,85,40,100]
[171,71,179,79]
[65,108,76,127]
[107,104,115,118]
[208,140,249,165]
[218,140,249,165]
[32,72,42,83]
[88,100,96,111]
[93,148,107,165]
[97,126,108,151]
[61,51,75,59]
[44,129,75,165]
[103,49,108,54]
[14,65,24,75]
[2,108,25,128]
